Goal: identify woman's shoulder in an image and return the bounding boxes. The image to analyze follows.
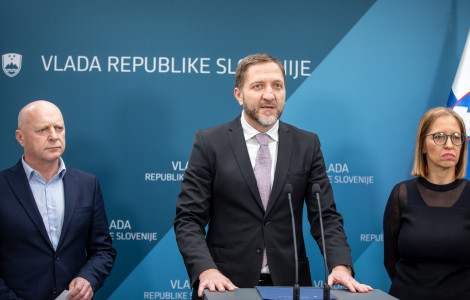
[392,178,416,190]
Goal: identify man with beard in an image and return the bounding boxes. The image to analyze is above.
[174,53,372,299]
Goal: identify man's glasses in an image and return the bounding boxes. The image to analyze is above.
[427,132,465,146]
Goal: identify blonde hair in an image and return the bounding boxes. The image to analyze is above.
[412,107,468,178]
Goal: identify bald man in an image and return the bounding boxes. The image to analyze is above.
[0,100,116,300]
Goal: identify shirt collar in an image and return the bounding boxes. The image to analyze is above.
[240,113,279,142]
[22,156,67,180]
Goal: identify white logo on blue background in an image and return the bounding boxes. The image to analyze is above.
[2,53,22,77]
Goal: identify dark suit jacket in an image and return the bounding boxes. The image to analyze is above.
[0,160,116,300]
[174,116,353,290]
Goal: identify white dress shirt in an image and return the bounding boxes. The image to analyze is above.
[240,113,279,274]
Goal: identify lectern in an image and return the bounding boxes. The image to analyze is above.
[204,288,398,300]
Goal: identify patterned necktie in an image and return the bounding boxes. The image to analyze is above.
[254,133,272,269]
[254,133,272,210]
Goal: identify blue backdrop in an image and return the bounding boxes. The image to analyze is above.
[1,0,470,299]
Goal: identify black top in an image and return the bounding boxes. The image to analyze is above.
[383,177,470,300]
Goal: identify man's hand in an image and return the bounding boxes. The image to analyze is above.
[198,269,238,297]
[68,277,93,300]
[327,265,373,293]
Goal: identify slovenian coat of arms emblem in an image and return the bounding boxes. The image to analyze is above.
[2,53,22,77]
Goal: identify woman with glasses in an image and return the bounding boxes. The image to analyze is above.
[383,107,470,299]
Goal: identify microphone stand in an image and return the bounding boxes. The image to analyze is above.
[285,184,300,300]
[313,184,330,300]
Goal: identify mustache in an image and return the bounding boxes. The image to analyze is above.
[258,101,277,108]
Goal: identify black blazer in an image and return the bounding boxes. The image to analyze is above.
[0,160,116,300]
[174,116,352,289]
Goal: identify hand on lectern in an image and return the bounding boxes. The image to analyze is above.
[328,265,373,293]
[198,269,238,297]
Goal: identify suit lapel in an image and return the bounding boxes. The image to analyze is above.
[7,161,53,249]
[266,122,291,215]
[58,168,78,249]
[228,117,265,211]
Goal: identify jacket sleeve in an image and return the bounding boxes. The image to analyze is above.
[75,177,117,292]
[174,130,218,287]
[305,134,354,274]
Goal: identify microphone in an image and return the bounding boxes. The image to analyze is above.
[312,183,330,300]
[284,184,299,300]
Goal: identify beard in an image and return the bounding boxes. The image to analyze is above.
[243,100,283,128]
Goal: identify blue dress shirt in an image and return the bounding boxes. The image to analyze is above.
[22,157,66,250]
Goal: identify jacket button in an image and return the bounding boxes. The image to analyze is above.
[55,255,59,261]
[264,221,270,226]
[256,248,262,254]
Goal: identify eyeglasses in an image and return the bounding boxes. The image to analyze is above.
[427,132,465,146]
